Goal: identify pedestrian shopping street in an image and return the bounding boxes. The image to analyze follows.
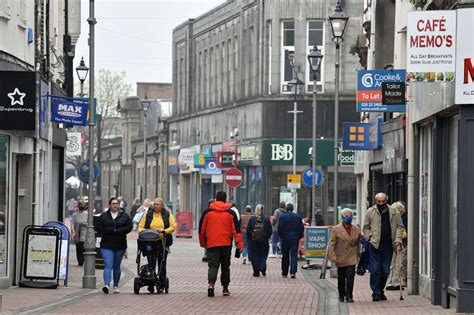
[0,231,452,314]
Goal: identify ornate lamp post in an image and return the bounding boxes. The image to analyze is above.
[287,54,305,211]
[328,1,349,225]
[307,46,324,226]
[141,94,151,200]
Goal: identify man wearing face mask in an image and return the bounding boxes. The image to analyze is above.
[329,209,363,303]
[363,192,404,302]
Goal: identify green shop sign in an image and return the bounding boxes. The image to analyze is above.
[261,139,354,166]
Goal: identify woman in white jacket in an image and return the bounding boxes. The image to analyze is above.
[133,199,151,230]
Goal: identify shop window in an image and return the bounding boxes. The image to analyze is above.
[419,125,432,277]
[0,136,8,277]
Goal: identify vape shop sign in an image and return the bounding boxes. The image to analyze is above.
[0,71,36,131]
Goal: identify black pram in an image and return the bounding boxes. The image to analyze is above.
[133,229,169,294]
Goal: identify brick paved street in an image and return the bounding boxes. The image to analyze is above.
[0,232,458,314]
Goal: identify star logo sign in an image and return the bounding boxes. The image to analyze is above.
[7,88,26,106]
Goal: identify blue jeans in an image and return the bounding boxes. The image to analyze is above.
[100,248,126,287]
[368,243,393,296]
[272,231,280,255]
[242,233,248,258]
[281,240,298,276]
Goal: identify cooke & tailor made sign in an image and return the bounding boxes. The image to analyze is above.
[0,71,36,131]
[357,70,406,112]
[455,8,474,104]
[406,11,456,83]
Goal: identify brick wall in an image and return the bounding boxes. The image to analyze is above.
[137,82,172,99]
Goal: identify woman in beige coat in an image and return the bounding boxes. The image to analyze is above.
[328,209,363,303]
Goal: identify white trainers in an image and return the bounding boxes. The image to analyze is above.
[113,286,120,293]
[269,254,276,258]
[243,258,247,264]
[102,285,109,294]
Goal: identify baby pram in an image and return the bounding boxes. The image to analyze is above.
[133,229,169,294]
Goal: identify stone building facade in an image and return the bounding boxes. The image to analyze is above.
[169,0,363,226]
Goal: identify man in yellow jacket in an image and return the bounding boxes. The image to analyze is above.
[138,198,175,293]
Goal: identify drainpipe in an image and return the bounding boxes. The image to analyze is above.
[407,94,415,294]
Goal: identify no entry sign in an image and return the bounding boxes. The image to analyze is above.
[224,167,243,188]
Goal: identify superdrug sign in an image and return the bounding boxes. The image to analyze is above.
[0,71,36,131]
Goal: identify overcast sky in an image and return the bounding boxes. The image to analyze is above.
[75,0,226,92]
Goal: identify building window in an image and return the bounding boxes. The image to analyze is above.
[0,135,8,277]
[306,20,324,93]
[267,20,272,94]
[281,21,295,93]
[419,124,432,277]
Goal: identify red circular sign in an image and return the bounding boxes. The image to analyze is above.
[225,167,243,188]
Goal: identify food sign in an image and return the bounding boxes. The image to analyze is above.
[407,11,456,83]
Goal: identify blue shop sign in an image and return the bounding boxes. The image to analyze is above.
[356,69,406,112]
[343,123,373,150]
[51,97,89,126]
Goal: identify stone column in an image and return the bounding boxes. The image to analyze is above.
[118,97,141,207]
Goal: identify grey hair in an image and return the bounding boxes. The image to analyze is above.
[341,208,353,216]
[391,201,405,214]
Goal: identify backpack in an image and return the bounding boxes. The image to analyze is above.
[145,209,173,247]
[251,217,265,241]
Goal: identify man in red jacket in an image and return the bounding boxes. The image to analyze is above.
[199,191,243,297]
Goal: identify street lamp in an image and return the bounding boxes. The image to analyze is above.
[76,57,89,97]
[141,94,151,201]
[76,57,89,197]
[328,1,349,225]
[287,59,304,212]
[83,0,97,289]
[307,45,323,226]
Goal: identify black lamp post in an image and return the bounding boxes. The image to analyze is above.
[328,1,349,225]
[307,46,323,226]
[287,58,305,211]
[141,94,151,201]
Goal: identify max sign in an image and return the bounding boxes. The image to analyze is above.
[51,97,88,126]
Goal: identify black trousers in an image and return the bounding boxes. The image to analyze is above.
[147,244,168,288]
[207,246,232,286]
[76,241,85,266]
[337,265,356,299]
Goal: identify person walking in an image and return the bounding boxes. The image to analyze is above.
[94,197,133,294]
[240,205,253,264]
[138,198,175,293]
[132,199,150,231]
[199,191,243,297]
[363,192,404,301]
[329,209,363,303]
[70,200,88,266]
[246,204,272,277]
[66,197,76,218]
[270,201,286,257]
[130,197,142,220]
[386,201,408,290]
[277,203,304,278]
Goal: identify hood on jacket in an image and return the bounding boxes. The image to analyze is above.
[210,201,232,212]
